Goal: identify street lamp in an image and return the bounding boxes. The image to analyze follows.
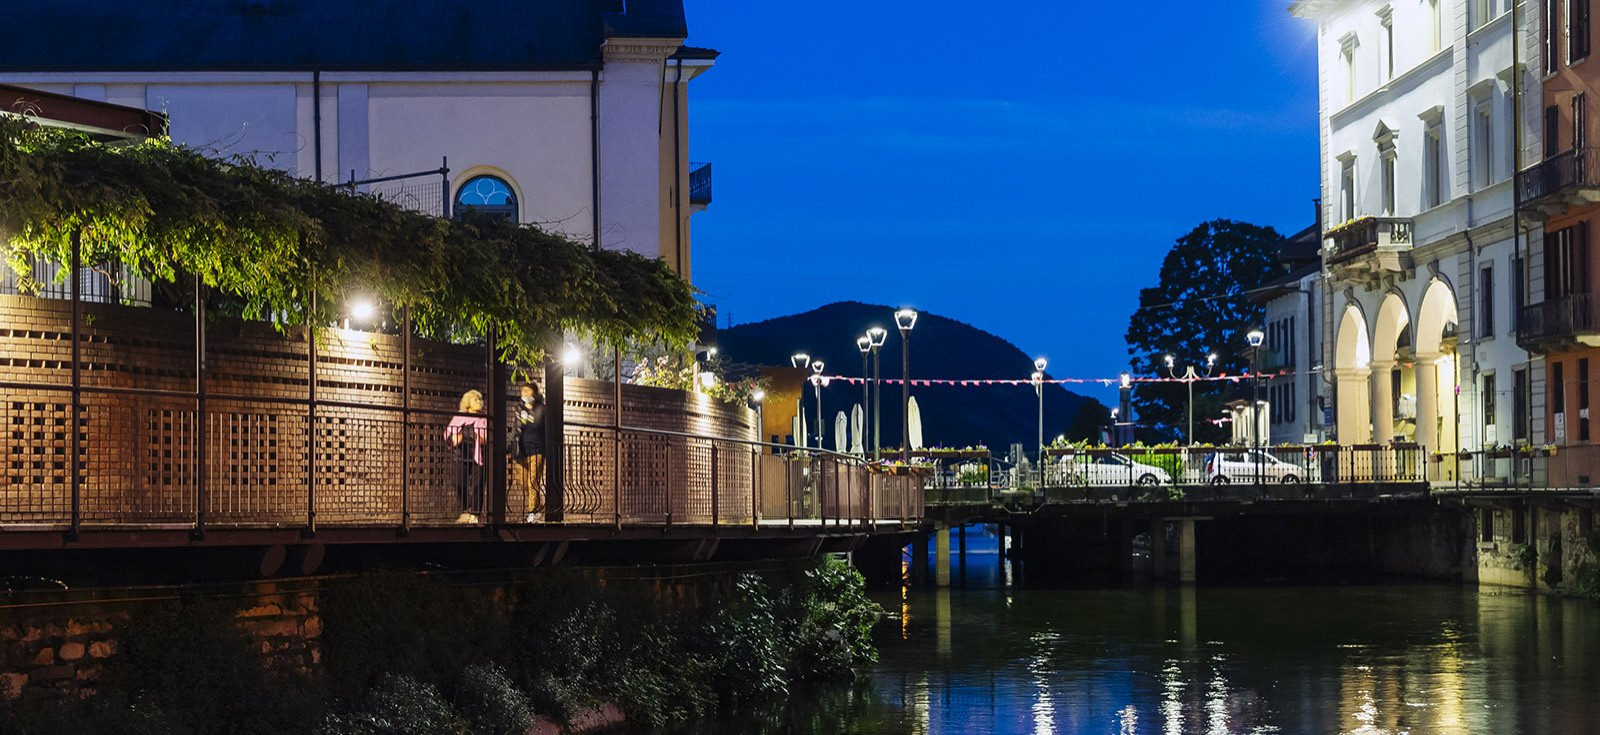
[867,327,887,461]
[895,309,918,464]
[810,360,828,450]
[1165,352,1217,445]
[1118,372,1132,446]
[1247,328,1266,486]
[791,353,810,447]
[751,388,766,450]
[1032,356,1047,465]
[857,335,872,456]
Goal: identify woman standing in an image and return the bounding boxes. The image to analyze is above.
[514,383,547,522]
[445,389,489,523]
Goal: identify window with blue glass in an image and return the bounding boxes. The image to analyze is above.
[455,175,518,221]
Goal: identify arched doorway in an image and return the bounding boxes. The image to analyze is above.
[1335,304,1373,445]
[1414,279,1460,468]
[1371,292,1412,443]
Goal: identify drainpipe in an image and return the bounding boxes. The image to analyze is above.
[672,58,684,275]
[591,69,602,251]
[312,70,323,183]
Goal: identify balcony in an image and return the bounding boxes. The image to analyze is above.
[689,161,712,206]
[1518,148,1600,214]
[1516,293,1600,353]
[1323,216,1413,276]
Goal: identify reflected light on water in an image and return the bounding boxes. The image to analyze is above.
[1161,659,1185,735]
[1028,631,1059,734]
[1206,662,1231,735]
[1118,704,1139,734]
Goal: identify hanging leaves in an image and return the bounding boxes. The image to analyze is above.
[0,117,699,363]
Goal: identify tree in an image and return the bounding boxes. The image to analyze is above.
[1124,220,1283,443]
[1064,400,1111,444]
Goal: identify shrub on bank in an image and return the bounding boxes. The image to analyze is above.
[1,556,884,733]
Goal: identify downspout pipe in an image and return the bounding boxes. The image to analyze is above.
[672,58,684,275]
[312,70,323,183]
[591,69,602,251]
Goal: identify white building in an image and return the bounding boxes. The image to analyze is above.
[1292,0,1544,478]
[1256,224,1332,445]
[0,0,715,277]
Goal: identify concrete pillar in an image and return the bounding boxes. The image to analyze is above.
[1150,518,1168,579]
[1177,518,1197,584]
[957,524,967,586]
[1417,352,1439,454]
[934,524,951,587]
[1336,368,1372,445]
[912,534,929,588]
[1371,360,1396,444]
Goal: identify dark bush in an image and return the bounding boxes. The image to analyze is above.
[318,674,464,735]
[456,663,535,735]
[320,571,506,694]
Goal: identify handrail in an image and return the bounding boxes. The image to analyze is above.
[563,419,871,464]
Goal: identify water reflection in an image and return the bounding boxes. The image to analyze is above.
[673,585,1600,734]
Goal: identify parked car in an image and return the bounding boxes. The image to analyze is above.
[1058,452,1172,486]
[1205,450,1306,484]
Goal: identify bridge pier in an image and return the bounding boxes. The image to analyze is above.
[1177,518,1197,584]
[934,524,952,587]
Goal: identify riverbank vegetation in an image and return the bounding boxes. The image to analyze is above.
[0,557,882,734]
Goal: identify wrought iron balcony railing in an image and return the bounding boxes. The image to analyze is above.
[689,161,712,205]
[1518,148,1600,205]
[1516,292,1600,348]
[1324,216,1412,264]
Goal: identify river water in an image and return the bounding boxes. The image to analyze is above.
[681,530,1600,734]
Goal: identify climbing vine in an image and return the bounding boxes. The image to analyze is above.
[0,117,699,364]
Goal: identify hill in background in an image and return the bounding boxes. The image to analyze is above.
[715,301,1100,453]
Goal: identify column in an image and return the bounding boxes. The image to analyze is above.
[934,524,951,587]
[1150,518,1168,579]
[1371,360,1396,444]
[1336,368,1373,445]
[1177,518,1197,584]
[1416,353,1439,453]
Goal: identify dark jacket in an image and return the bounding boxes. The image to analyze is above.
[515,399,546,457]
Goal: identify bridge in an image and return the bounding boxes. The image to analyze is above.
[0,294,920,576]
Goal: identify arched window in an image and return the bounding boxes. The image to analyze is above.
[454,175,518,221]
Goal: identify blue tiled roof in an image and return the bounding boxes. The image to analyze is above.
[0,0,687,72]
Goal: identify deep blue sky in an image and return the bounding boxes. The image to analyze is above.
[684,0,1320,401]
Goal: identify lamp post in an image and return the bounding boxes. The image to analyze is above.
[895,309,918,464]
[751,388,766,450]
[1165,352,1217,445]
[1118,372,1132,446]
[1032,356,1047,465]
[858,335,872,456]
[790,353,809,447]
[867,327,887,461]
[810,360,827,449]
[1247,328,1266,487]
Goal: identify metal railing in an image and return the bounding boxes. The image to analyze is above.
[1516,293,1598,344]
[918,445,1430,505]
[1517,147,1600,205]
[343,161,451,219]
[689,162,712,206]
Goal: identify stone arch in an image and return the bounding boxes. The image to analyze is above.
[1413,277,1461,459]
[1372,290,1411,363]
[1336,303,1371,370]
[1414,277,1459,356]
[1335,303,1373,444]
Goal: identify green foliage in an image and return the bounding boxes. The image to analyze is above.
[701,573,792,703]
[1567,532,1600,600]
[1123,220,1284,443]
[318,675,465,735]
[1065,400,1112,443]
[780,556,884,679]
[454,664,535,735]
[1510,543,1538,571]
[0,118,698,365]
[1124,450,1184,479]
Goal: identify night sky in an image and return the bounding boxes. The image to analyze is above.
[684,0,1321,401]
